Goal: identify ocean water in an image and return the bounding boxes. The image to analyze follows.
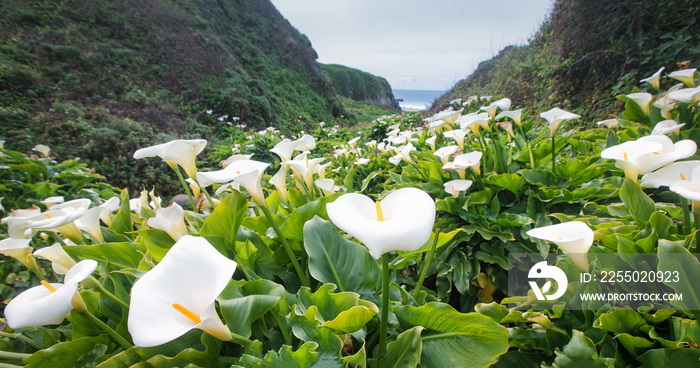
[393,89,446,111]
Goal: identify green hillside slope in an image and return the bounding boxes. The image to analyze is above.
[0,0,345,191]
[321,63,399,109]
[434,0,700,122]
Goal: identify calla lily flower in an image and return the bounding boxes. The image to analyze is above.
[526,221,594,271]
[134,139,208,178]
[25,207,86,243]
[32,144,51,157]
[348,137,361,148]
[0,238,34,269]
[667,87,700,105]
[287,156,325,189]
[128,235,236,347]
[596,119,619,129]
[5,259,97,328]
[196,159,269,190]
[651,120,685,135]
[326,188,436,259]
[640,161,700,188]
[454,151,483,175]
[668,68,697,87]
[221,154,254,168]
[493,97,512,111]
[147,203,188,241]
[33,242,77,274]
[540,107,581,137]
[444,179,473,198]
[315,178,341,196]
[495,109,522,126]
[425,136,437,151]
[626,92,653,115]
[443,129,468,150]
[391,143,416,164]
[314,161,332,179]
[52,198,91,212]
[480,104,499,120]
[269,166,290,203]
[434,145,461,164]
[75,207,105,243]
[670,166,700,203]
[601,135,696,181]
[459,112,490,137]
[41,196,65,209]
[640,67,664,91]
[425,109,462,125]
[354,158,370,166]
[2,207,43,239]
[98,197,121,226]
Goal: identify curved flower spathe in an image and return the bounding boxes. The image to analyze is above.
[5,259,97,328]
[625,92,653,115]
[651,120,685,135]
[147,203,188,241]
[526,221,594,271]
[540,107,581,137]
[128,235,236,347]
[668,68,697,87]
[326,188,436,259]
[134,139,207,178]
[640,67,664,91]
[444,179,473,198]
[669,166,700,203]
[640,160,700,188]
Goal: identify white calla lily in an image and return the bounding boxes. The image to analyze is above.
[495,109,522,126]
[25,207,86,242]
[651,120,685,135]
[596,119,619,129]
[670,166,700,202]
[443,129,468,150]
[444,179,473,198]
[5,260,97,328]
[40,196,65,209]
[326,188,436,259]
[0,238,34,269]
[641,161,700,188]
[75,207,105,243]
[2,207,43,239]
[600,139,664,181]
[434,145,461,164]
[668,68,697,87]
[98,197,121,226]
[134,139,207,178]
[540,107,581,137]
[526,221,594,271]
[33,144,51,157]
[425,136,437,151]
[128,236,236,347]
[269,166,290,203]
[667,87,700,105]
[454,151,483,175]
[33,243,77,274]
[147,203,188,241]
[626,92,653,115]
[640,67,664,91]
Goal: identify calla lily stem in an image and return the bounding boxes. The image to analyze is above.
[172,164,197,212]
[0,363,22,368]
[229,331,253,347]
[679,195,692,235]
[413,229,441,300]
[0,351,30,361]
[79,309,133,349]
[378,253,390,366]
[551,135,556,174]
[92,279,130,310]
[693,201,700,253]
[259,205,309,287]
[0,331,41,350]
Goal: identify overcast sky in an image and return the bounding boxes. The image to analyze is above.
[269,0,553,91]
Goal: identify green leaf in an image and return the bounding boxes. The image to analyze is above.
[394,302,509,367]
[303,216,381,295]
[295,283,379,334]
[544,330,616,368]
[637,348,700,367]
[593,310,648,334]
[484,173,526,195]
[108,189,132,235]
[65,242,146,269]
[136,228,175,263]
[238,342,319,368]
[24,335,110,368]
[219,279,285,337]
[658,239,700,310]
[519,169,557,186]
[281,194,340,241]
[381,326,423,368]
[619,178,654,222]
[200,190,249,249]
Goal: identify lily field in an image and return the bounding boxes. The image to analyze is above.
[1,67,700,367]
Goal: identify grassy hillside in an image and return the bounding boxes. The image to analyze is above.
[434,0,700,122]
[0,0,345,193]
[321,63,399,109]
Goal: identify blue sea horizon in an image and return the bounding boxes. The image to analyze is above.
[393,89,446,111]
